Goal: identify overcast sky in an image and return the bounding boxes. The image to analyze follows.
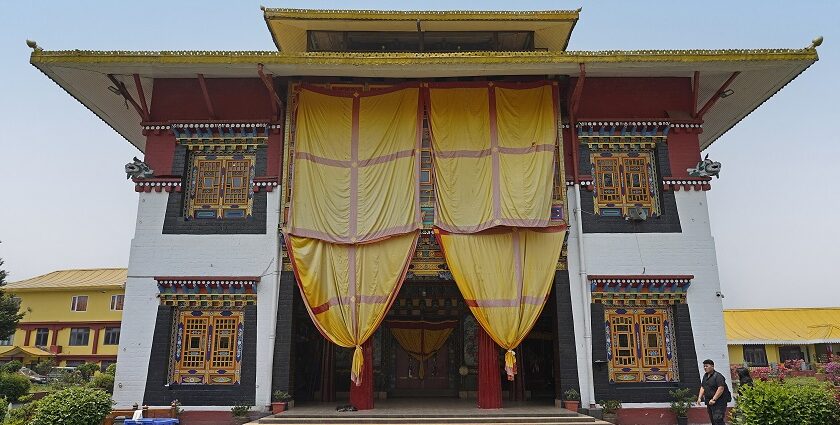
[1,1,837,309]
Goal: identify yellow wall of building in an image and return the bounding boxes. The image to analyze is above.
[5,288,123,365]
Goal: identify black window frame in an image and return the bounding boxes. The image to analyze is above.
[103,327,120,346]
[68,328,90,346]
[743,344,768,367]
[34,328,49,346]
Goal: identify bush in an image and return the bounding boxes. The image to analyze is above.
[0,371,31,402]
[4,399,40,425]
[76,362,99,380]
[272,390,292,402]
[231,401,252,418]
[31,359,55,376]
[599,399,622,414]
[2,360,23,373]
[563,388,580,401]
[670,388,693,417]
[30,387,113,425]
[89,372,115,393]
[732,379,840,425]
[105,363,117,376]
[0,396,7,421]
[53,370,87,390]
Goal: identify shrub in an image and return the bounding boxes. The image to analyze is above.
[669,388,693,417]
[563,388,580,401]
[76,362,99,380]
[105,363,117,376]
[0,371,31,402]
[273,390,292,402]
[732,379,840,425]
[53,370,87,390]
[2,360,23,373]
[30,387,113,425]
[4,399,40,425]
[599,399,622,414]
[0,396,7,421]
[31,359,55,376]
[231,401,252,418]
[89,372,115,393]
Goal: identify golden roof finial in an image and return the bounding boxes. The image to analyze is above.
[26,39,42,52]
[808,36,823,49]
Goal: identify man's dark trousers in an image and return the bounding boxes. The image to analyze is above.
[707,401,726,425]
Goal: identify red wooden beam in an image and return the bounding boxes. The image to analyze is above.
[569,63,586,183]
[133,73,150,121]
[569,63,586,116]
[691,71,700,118]
[257,63,283,121]
[696,71,740,120]
[108,74,149,121]
[196,74,217,120]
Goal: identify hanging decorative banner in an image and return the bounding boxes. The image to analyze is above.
[436,226,566,380]
[387,320,457,379]
[427,81,558,233]
[287,85,422,243]
[286,231,419,385]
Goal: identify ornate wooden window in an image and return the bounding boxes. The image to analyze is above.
[591,151,660,217]
[604,307,678,383]
[187,153,255,219]
[171,309,244,385]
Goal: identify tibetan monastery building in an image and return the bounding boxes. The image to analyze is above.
[29,7,818,417]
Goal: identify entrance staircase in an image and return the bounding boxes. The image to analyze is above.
[256,411,611,425]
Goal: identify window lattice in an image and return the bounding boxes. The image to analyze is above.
[172,310,243,385]
[188,155,254,219]
[605,307,678,383]
[591,151,659,216]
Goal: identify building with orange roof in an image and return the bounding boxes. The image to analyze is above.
[0,268,126,369]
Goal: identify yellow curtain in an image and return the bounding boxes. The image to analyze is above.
[428,83,557,232]
[436,227,566,380]
[389,321,456,379]
[287,231,419,385]
[289,87,421,243]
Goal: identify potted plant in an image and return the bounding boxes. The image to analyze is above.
[271,390,293,414]
[599,399,621,424]
[231,401,253,424]
[669,388,693,425]
[562,388,580,412]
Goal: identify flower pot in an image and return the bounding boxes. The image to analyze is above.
[676,416,688,425]
[602,412,618,424]
[271,401,288,414]
[563,400,580,412]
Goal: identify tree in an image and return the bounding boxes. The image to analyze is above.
[0,255,24,341]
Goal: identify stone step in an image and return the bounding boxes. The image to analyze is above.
[256,414,611,425]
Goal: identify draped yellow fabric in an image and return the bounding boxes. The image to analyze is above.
[428,83,557,232]
[289,87,421,243]
[287,232,419,385]
[390,322,455,379]
[436,227,566,379]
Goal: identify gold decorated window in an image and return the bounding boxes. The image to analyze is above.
[591,151,659,217]
[172,310,243,385]
[604,307,678,383]
[188,153,255,219]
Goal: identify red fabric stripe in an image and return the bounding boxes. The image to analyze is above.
[478,327,502,409]
[349,339,374,409]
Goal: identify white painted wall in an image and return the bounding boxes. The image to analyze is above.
[565,188,731,407]
[113,190,281,409]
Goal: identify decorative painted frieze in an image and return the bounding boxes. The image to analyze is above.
[252,176,279,192]
[133,177,183,193]
[661,177,712,191]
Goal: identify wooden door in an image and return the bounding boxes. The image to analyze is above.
[395,339,449,390]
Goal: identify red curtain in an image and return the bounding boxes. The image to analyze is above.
[349,340,374,410]
[319,339,335,402]
[478,327,502,409]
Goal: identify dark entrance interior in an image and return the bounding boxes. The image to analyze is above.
[290,281,561,403]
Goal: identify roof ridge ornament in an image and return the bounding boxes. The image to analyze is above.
[808,36,824,49]
[25,39,42,52]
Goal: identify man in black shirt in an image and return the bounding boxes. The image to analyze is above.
[696,359,731,425]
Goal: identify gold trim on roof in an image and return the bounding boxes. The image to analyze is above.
[262,8,581,21]
[30,48,818,65]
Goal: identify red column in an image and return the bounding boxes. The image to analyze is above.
[349,340,374,410]
[92,327,101,354]
[478,327,502,409]
[24,329,31,346]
